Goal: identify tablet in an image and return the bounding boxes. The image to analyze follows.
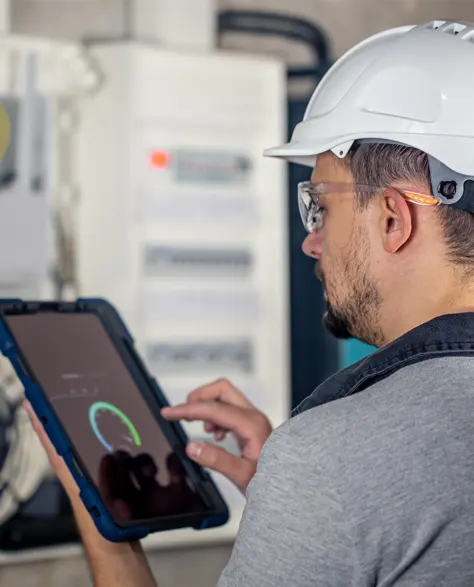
[0,298,229,542]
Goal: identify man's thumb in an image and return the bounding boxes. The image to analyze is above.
[186,441,254,493]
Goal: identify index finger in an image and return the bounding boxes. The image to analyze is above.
[187,378,254,409]
[162,401,254,438]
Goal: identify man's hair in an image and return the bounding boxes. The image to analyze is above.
[345,143,474,267]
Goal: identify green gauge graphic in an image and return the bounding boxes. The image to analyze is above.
[89,401,142,453]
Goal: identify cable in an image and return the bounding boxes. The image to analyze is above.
[217,10,333,81]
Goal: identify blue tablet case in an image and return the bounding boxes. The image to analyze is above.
[0,298,229,542]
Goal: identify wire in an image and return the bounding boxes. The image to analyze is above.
[217,10,333,80]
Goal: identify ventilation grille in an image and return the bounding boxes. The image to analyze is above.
[421,20,474,42]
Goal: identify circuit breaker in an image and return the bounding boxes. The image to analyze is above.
[75,42,290,543]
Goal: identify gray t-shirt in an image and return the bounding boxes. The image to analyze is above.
[217,357,474,586]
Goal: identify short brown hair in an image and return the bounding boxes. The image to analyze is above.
[345,143,474,267]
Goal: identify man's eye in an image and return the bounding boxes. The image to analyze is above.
[309,206,325,223]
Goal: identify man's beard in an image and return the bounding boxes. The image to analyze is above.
[324,299,353,340]
[316,257,382,347]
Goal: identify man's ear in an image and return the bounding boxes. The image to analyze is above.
[378,189,413,253]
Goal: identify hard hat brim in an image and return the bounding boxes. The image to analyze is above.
[264,133,474,177]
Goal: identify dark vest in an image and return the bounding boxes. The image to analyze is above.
[293,313,474,415]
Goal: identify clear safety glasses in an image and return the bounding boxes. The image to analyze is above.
[297,181,441,234]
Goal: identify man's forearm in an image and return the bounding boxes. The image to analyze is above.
[71,498,157,587]
[23,402,158,587]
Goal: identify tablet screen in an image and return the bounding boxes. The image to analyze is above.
[6,312,205,525]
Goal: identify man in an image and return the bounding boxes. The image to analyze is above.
[26,19,474,586]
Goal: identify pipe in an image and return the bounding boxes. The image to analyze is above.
[0,0,10,35]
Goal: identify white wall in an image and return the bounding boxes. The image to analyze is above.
[12,0,474,59]
[11,0,130,42]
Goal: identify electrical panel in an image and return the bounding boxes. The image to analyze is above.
[0,86,54,298]
[75,43,290,544]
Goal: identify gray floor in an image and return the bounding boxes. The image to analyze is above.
[0,544,233,587]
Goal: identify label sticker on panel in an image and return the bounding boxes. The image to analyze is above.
[146,341,254,375]
[148,148,253,184]
[143,246,253,277]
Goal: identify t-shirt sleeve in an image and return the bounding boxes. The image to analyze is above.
[216,424,356,587]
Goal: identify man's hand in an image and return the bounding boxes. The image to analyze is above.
[161,378,273,494]
[23,401,157,587]
[22,378,271,586]
[23,400,79,500]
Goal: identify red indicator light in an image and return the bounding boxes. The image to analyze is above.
[149,150,170,169]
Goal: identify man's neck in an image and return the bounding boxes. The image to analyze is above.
[380,283,474,347]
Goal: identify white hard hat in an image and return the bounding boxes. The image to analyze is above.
[265,20,474,210]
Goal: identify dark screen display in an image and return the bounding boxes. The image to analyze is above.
[5,312,204,525]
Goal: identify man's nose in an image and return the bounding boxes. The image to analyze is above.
[302,230,323,259]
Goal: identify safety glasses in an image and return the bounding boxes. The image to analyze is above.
[297,181,441,234]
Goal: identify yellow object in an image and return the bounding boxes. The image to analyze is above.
[403,191,440,206]
[0,102,10,161]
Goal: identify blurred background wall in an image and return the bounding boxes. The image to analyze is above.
[12,0,474,58]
